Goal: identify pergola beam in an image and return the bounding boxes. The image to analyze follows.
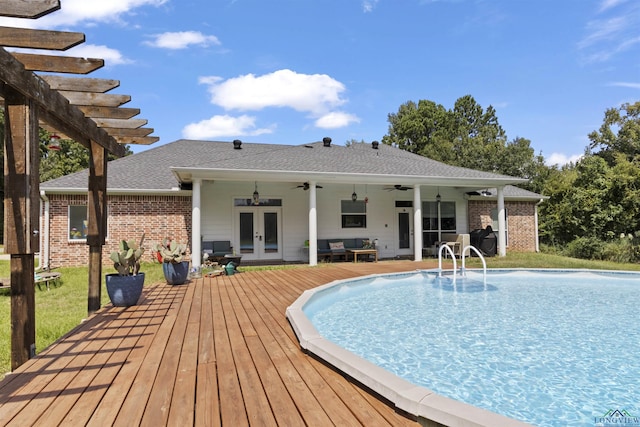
[11,52,104,74]
[94,118,147,129]
[0,26,84,50]
[0,47,125,156]
[41,75,120,92]
[0,0,60,18]
[59,91,130,107]
[78,106,140,119]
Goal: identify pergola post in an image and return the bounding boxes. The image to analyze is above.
[4,86,40,369]
[87,140,107,314]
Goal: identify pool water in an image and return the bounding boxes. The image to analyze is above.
[303,270,640,427]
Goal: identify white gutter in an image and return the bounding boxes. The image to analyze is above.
[171,167,527,188]
[40,187,190,196]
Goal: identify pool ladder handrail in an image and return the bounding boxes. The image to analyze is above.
[461,245,487,283]
[437,244,457,280]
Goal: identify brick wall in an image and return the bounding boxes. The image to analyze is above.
[43,194,192,268]
[468,200,538,252]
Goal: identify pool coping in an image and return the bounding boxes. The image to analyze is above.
[286,269,533,427]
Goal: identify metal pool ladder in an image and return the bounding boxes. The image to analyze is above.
[437,244,487,283]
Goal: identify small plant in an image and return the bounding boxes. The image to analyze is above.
[110,234,145,276]
[154,238,188,264]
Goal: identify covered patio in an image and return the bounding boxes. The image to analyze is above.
[0,261,427,426]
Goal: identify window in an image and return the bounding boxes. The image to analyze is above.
[422,201,456,247]
[341,200,367,228]
[491,208,508,246]
[68,205,88,240]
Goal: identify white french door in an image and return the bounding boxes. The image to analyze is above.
[236,207,282,261]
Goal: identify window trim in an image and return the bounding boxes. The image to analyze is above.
[341,200,367,229]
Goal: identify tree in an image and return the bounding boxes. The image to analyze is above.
[588,101,640,164]
[539,101,640,246]
[381,95,547,189]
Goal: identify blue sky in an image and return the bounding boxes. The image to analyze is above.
[3,0,639,165]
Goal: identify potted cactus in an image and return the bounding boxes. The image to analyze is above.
[105,234,146,306]
[154,238,190,285]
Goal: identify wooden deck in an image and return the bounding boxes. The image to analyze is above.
[0,260,439,426]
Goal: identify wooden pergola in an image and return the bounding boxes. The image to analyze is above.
[1,1,159,370]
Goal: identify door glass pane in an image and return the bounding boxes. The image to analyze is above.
[263,212,278,253]
[398,212,410,249]
[239,212,254,253]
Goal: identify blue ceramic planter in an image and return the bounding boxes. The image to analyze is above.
[105,273,145,307]
[162,261,190,285]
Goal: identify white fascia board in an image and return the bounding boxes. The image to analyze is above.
[171,167,528,187]
[40,187,191,196]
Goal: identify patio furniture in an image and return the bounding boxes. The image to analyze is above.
[439,233,471,258]
[0,272,62,291]
[317,238,371,262]
[202,240,234,263]
[348,248,378,263]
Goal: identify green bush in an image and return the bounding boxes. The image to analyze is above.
[602,234,640,264]
[564,237,606,260]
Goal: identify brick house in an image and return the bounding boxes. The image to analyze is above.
[39,138,545,268]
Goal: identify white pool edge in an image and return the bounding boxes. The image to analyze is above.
[286,271,533,427]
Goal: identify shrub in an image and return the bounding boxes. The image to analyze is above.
[564,237,605,260]
[602,233,640,264]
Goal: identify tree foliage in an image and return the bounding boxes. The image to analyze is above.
[381,95,548,192]
[539,101,640,248]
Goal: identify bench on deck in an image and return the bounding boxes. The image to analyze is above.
[317,238,374,262]
[202,240,234,263]
[0,272,62,291]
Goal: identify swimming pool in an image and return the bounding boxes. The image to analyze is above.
[287,269,640,427]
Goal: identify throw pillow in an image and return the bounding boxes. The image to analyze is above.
[329,241,345,252]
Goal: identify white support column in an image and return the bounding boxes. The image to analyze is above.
[308,181,318,266]
[497,186,507,257]
[413,185,423,261]
[191,178,202,272]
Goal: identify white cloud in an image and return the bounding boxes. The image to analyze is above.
[182,114,274,139]
[578,2,640,63]
[197,69,357,130]
[546,152,583,166]
[362,0,379,13]
[145,31,221,49]
[200,69,348,115]
[67,44,132,65]
[598,0,627,13]
[315,112,360,129]
[608,81,640,89]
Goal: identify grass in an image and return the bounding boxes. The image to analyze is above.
[0,261,165,379]
[1,252,639,379]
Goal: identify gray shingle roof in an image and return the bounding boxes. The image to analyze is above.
[41,139,528,191]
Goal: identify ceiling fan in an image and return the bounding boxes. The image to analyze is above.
[384,184,412,191]
[294,182,323,190]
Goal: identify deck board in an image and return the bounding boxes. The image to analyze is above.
[0,260,436,426]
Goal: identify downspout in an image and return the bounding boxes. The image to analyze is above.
[497,186,506,257]
[535,198,543,252]
[39,190,49,271]
[413,185,422,261]
[308,181,318,266]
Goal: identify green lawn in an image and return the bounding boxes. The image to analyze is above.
[0,261,165,379]
[1,252,639,379]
